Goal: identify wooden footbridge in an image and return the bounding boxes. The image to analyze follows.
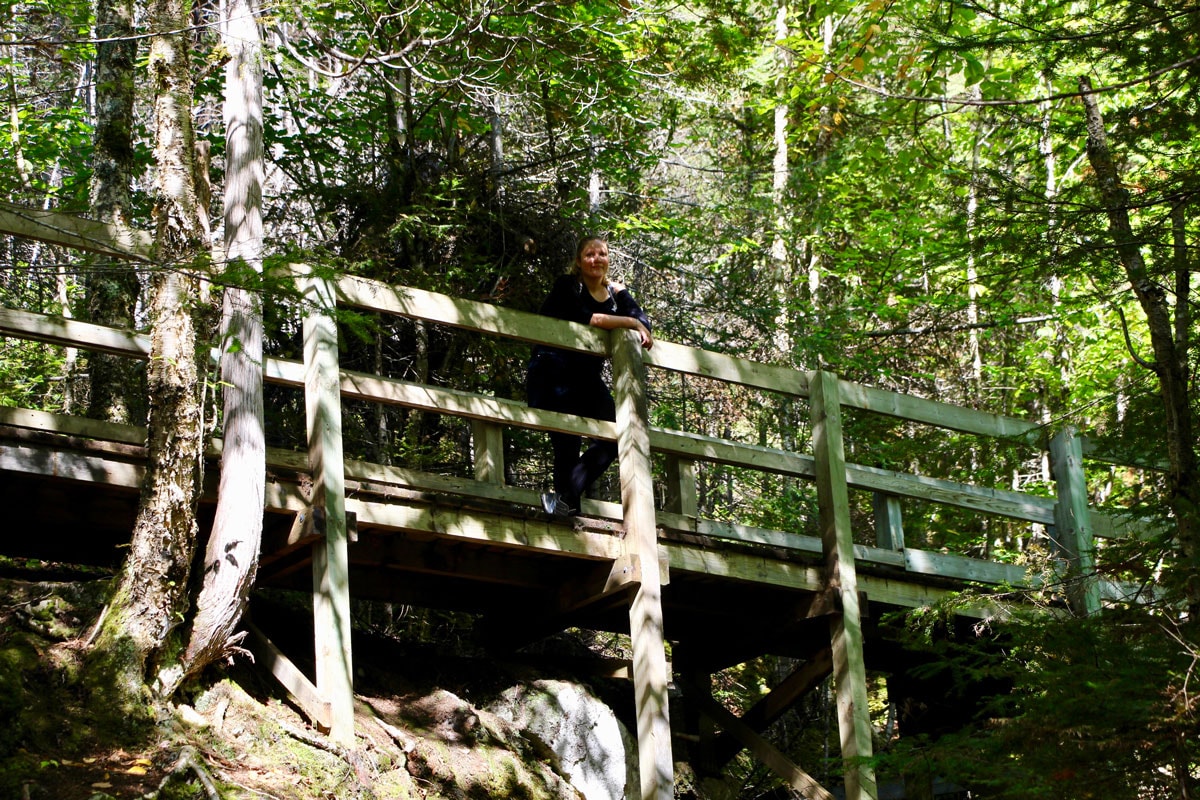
[0,204,1152,800]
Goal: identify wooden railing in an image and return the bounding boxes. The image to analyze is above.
[0,267,1152,603]
[310,270,1150,600]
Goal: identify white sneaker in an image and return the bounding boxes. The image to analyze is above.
[540,492,576,518]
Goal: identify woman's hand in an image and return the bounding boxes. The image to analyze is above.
[633,321,654,349]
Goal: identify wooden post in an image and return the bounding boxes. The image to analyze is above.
[665,455,698,518]
[472,420,504,484]
[302,273,355,745]
[810,370,878,800]
[873,493,904,551]
[612,329,674,800]
[1049,427,1101,616]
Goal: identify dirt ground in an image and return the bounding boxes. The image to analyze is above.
[1,572,608,800]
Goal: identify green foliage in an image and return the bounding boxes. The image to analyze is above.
[3,0,1197,793]
[880,605,1198,799]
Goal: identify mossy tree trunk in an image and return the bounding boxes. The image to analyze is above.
[85,0,144,425]
[88,0,206,716]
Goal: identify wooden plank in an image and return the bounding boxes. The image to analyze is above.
[474,557,641,653]
[903,549,1029,586]
[1091,509,1158,540]
[344,535,564,589]
[301,272,355,746]
[341,497,626,561]
[810,370,878,800]
[856,573,991,615]
[0,200,155,261]
[613,329,674,800]
[0,443,144,487]
[838,378,1043,444]
[650,425,1056,525]
[326,269,610,355]
[650,426,815,477]
[0,405,145,444]
[846,461,1057,525]
[244,621,332,730]
[277,366,617,441]
[330,271,802,396]
[1079,434,1168,471]
[0,306,150,358]
[557,555,641,615]
[665,544,825,592]
[644,340,810,397]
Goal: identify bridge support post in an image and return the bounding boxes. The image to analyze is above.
[472,420,504,484]
[613,329,674,800]
[301,272,355,746]
[873,493,904,551]
[665,455,697,518]
[810,370,878,800]
[1049,427,1101,616]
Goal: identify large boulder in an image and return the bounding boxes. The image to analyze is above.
[488,679,640,800]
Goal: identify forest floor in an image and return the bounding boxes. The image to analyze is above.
[0,566,626,800]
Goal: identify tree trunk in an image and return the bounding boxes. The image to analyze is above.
[89,0,206,710]
[1078,75,1200,610]
[177,0,265,687]
[770,1,791,360]
[86,0,143,425]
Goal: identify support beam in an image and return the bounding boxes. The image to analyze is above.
[244,621,332,730]
[1049,427,1101,616]
[810,370,878,800]
[302,272,355,745]
[679,675,835,800]
[613,329,674,800]
[477,555,643,651]
[712,648,834,767]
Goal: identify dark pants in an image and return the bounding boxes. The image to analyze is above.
[526,353,617,509]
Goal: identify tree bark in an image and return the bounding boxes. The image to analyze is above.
[178,0,265,686]
[1079,75,1200,609]
[86,0,144,424]
[89,0,206,707]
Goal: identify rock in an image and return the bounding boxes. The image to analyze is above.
[488,679,640,800]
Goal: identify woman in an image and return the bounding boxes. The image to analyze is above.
[526,236,654,517]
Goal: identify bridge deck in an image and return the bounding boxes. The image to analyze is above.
[1,410,929,675]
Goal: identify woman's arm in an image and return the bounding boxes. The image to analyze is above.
[589,312,654,349]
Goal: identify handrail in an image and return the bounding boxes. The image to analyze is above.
[320,268,1049,442]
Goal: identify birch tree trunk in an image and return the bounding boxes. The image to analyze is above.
[1079,76,1200,611]
[770,1,791,358]
[176,0,265,686]
[88,0,206,711]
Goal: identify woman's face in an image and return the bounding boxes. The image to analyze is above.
[577,240,609,282]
